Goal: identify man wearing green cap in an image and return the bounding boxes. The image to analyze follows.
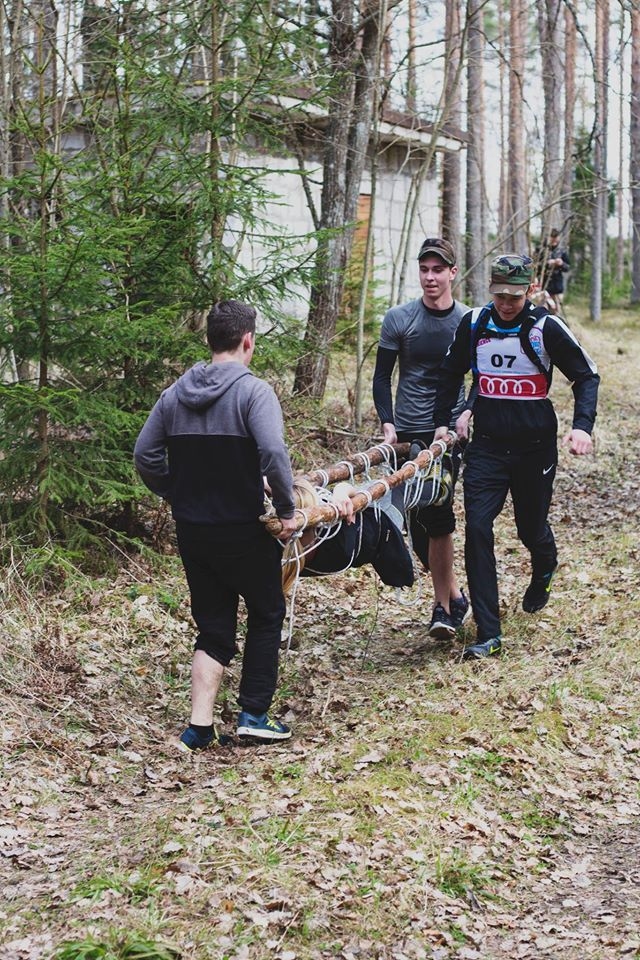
[433,254,599,659]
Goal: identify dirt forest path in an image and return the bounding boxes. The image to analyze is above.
[1,307,640,960]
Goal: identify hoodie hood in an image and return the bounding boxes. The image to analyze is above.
[175,360,253,411]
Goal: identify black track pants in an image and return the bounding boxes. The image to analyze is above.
[176,523,286,715]
[463,438,558,640]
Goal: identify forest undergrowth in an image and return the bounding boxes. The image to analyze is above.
[1,304,639,960]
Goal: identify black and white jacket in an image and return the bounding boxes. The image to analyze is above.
[134,361,295,529]
[433,301,600,447]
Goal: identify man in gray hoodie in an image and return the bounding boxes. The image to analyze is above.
[134,299,297,749]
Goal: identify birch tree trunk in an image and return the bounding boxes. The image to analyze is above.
[506,0,528,253]
[561,2,576,241]
[631,1,640,303]
[616,7,626,285]
[465,0,486,304]
[537,0,563,237]
[590,0,609,321]
[497,0,509,241]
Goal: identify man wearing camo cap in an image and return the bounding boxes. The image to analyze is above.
[434,254,599,660]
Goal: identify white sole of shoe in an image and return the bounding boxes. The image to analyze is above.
[429,622,456,641]
[236,727,292,740]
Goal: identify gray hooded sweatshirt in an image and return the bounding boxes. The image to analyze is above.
[134,360,294,529]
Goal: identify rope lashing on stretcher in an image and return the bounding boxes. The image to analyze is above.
[261,434,455,537]
[270,434,456,654]
[273,434,455,654]
[301,441,406,488]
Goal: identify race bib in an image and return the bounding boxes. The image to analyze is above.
[476,336,548,400]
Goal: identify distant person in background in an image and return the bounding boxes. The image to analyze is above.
[372,237,470,642]
[535,228,570,315]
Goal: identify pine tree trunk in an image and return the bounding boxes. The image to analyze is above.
[497,0,509,241]
[561,3,576,242]
[617,9,626,286]
[0,2,21,383]
[407,0,417,113]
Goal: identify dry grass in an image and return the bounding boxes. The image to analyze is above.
[1,304,640,960]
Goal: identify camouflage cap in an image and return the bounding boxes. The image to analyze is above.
[417,237,456,266]
[489,254,534,296]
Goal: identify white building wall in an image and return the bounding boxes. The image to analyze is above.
[232,145,442,320]
[361,146,442,307]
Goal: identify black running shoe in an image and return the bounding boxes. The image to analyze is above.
[428,603,456,640]
[462,637,502,660]
[450,591,471,630]
[178,726,234,751]
[522,563,558,613]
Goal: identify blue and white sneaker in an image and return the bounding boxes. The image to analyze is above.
[462,637,502,660]
[178,727,215,752]
[237,711,291,741]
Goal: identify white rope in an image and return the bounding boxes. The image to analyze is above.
[283,508,349,654]
[284,539,303,653]
[372,442,397,473]
[393,519,424,606]
[359,452,372,482]
[282,442,450,643]
[334,460,356,483]
[375,476,391,497]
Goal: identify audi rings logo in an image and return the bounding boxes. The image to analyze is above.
[479,374,544,397]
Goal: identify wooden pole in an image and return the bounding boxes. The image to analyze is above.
[300,441,410,486]
[263,434,456,536]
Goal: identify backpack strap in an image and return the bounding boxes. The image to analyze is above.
[519,306,552,386]
[471,302,551,387]
[469,304,492,375]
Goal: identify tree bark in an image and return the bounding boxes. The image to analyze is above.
[497,0,509,241]
[631,2,640,303]
[616,8,626,286]
[407,0,417,113]
[590,0,609,321]
[506,0,528,253]
[465,0,487,304]
[265,436,455,535]
[537,0,564,238]
[441,0,462,247]
[561,2,576,242]
[0,1,23,383]
[302,441,412,486]
[293,0,385,398]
